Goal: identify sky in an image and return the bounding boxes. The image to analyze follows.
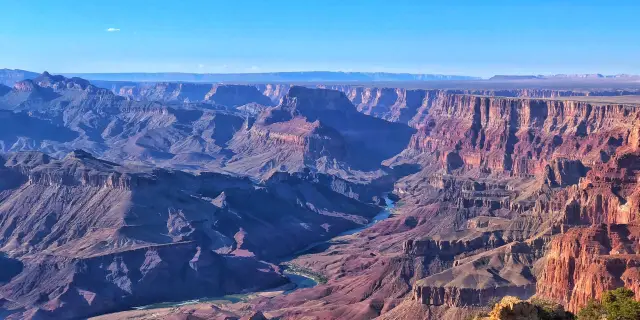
[0,0,639,78]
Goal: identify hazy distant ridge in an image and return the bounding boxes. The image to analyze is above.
[0,69,39,86]
[490,74,640,80]
[60,71,481,82]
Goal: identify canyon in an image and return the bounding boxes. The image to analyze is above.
[0,72,640,319]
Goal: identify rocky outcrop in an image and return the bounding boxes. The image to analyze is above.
[403,232,507,257]
[256,84,291,104]
[390,95,640,315]
[33,72,92,91]
[0,73,257,170]
[16,150,155,190]
[486,296,541,320]
[411,241,541,308]
[545,150,640,226]
[542,158,588,187]
[226,86,415,178]
[4,79,59,103]
[4,73,634,182]
[413,284,535,307]
[205,85,274,107]
[335,87,431,123]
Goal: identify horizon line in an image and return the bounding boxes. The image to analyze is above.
[4,68,640,80]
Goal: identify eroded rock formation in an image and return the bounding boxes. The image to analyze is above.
[2,73,640,319]
[0,149,384,319]
[537,224,640,313]
[227,90,640,319]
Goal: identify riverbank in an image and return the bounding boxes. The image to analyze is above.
[283,263,327,285]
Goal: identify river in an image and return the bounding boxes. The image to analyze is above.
[340,195,396,236]
[131,195,395,311]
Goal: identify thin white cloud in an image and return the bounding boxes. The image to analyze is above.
[106,28,121,32]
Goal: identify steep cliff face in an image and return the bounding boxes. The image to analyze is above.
[336,87,430,123]
[226,117,347,176]
[119,82,213,102]
[226,86,415,179]
[112,82,640,127]
[403,95,638,176]
[205,84,274,107]
[278,87,415,167]
[1,79,60,107]
[390,97,640,317]
[536,224,640,313]
[403,231,509,257]
[532,148,640,312]
[255,84,291,104]
[538,147,640,227]
[0,150,380,258]
[32,72,94,92]
[118,83,274,107]
[255,86,640,127]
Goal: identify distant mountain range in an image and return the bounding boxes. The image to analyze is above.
[489,73,640,80]
[1,69,480,84]
[2,69,640,87]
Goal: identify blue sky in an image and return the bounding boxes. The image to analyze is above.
[0,0,639,77]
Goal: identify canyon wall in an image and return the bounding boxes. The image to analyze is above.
[391,93,640,314]
[111,81,640,126]
[537,224,640,313]
[5,74,640,318]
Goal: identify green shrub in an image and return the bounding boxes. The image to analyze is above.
[577,287,640,320]
[576,299,605,320]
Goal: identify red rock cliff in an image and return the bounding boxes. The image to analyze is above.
[537,224,640,312]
